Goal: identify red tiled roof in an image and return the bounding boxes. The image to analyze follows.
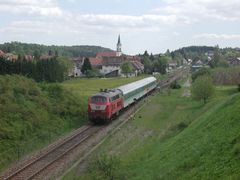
[40,55,54,60]
[0,50,4,55]
[127,56,141,62]
[96,51,117,58]
[5,53,18,61]
[131,61,144,71]
[72,57,84,63]
[102,56,124,66]
[24,55,33,61]
[168,60,177,64]
[89,57,103,66]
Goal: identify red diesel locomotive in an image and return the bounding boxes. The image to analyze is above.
[88,89,123,122]
[88,77,157,122]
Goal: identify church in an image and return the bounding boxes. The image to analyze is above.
[89,35,144,77]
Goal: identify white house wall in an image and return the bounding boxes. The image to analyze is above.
[101,65,122,75]
[73,66,82,77]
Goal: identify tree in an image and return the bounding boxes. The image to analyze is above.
[55,50,59,57]
[81,57,92,74]
[56,56,73,80]
[191,67,211,82]
[165,49,171,57]
[191,75,215,104]
[157,55,169,74]
[149,53,155,61]
[172,52,184,66]
[121,61,133,77]
[218,59,229,68]
[209,46,223,68]
[143,50,149,57]
[153,55,170,74]
[48,50,53,56]
[33,50,40,60]
[142,56,153,74]
[86,69,100,78]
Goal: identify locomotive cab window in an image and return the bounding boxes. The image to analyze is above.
[91,96,107,103]
[110,94,120,102]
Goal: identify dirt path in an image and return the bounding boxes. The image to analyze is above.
[182,78,191,97]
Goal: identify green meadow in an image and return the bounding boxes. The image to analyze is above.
[66,80,240,179]
[62,76,146,96]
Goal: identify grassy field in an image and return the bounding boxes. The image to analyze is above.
[65,79,240,179]
[0,75,146,172]
[62,76,146,97]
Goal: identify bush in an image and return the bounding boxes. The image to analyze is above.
[41,83,63,98]
[238,84,240,92]
[191,75,215,104]
[86,69,101,78]
[211,67,240,85]
[170,81,181,89]
[90,154,121,179]
[177,122,188,131]
[192,67,211,82]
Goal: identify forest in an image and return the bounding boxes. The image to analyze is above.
[0,42,113,58]
[0,56,72,82]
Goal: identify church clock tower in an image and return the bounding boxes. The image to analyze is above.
[116,34,122,56]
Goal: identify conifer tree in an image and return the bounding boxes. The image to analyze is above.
[81,57,92,74]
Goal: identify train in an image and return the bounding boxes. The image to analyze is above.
[88,77,157,123]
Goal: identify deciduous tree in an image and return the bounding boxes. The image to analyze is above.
[121,61,133,77]
[191,75,215,104]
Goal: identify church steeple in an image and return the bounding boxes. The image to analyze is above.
[117,35,121,45]
[116,34,122,56]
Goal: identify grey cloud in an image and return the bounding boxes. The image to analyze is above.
[194,33,240,40]
[152,0,240,23]
[0,0,62,16]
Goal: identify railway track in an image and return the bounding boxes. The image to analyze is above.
[3,125,102,180]
[158,69,188,89]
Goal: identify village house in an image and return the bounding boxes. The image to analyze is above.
[0,50,5,57]
[228,57,240,67]
[70,57,84,77]
[89,57,102,70]
[167,60,178,71]
[39,55,53,60]
[195,60,203,66]
[131,60,144,76]
[5,53,18,61]
[0,49,32,62]
[101,56,123,76]
[24,55,33,61]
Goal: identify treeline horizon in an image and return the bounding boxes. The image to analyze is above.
[1,42,240,58]
[0,41,113,58]
[0,56,71,82]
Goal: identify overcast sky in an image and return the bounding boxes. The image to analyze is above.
[0,0,239,55]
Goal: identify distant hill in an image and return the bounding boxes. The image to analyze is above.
[170,46,240,64]
[0,42,114,57]
[174,46,215,54]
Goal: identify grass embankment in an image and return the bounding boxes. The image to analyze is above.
[0,75,145,172]
[0,75,86,171]
[66,82,240,179]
